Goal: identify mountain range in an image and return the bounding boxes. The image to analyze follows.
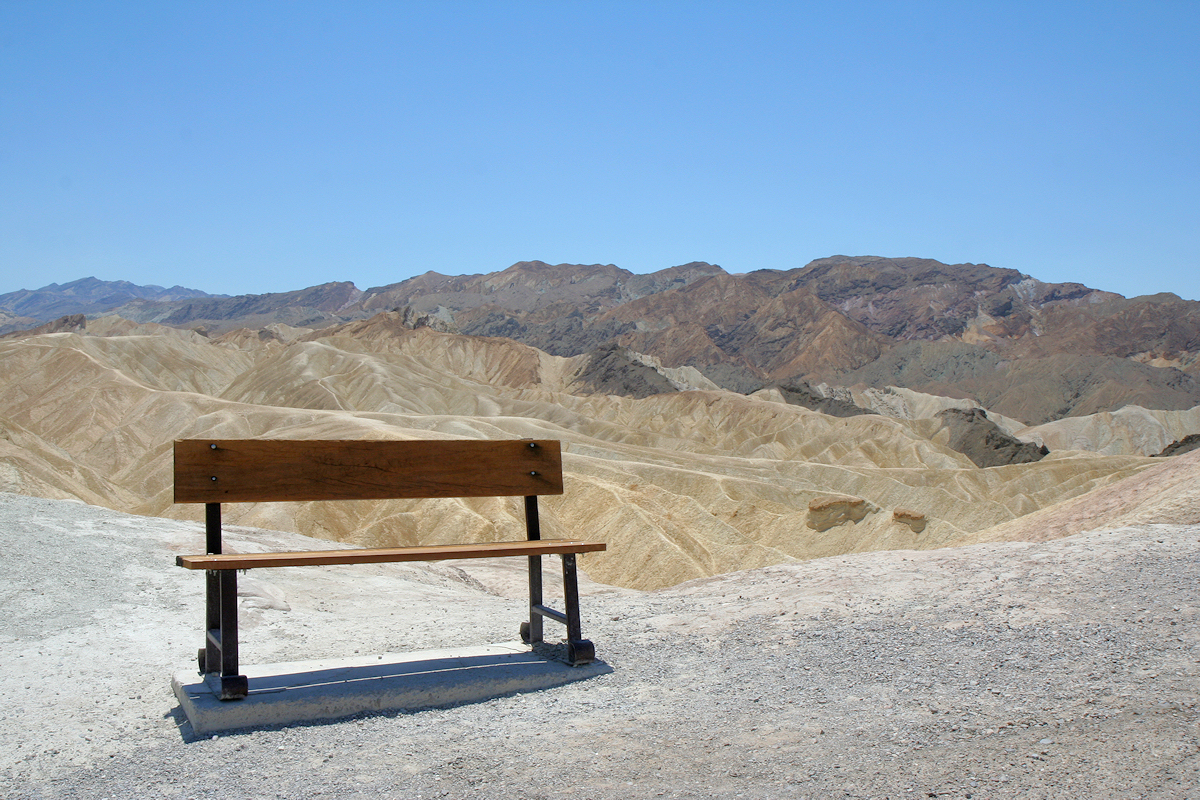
[4,255,1198,425]
[2,254,1200,590]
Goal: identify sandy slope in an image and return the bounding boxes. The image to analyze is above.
[1018,405,1200,456]
[1,493,1196,799]
[962,447,1200,544]
[4,327,1190,590]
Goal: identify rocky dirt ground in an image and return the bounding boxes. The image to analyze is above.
[2,492,1197,799]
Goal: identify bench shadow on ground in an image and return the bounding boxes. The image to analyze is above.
[168,643,613,740]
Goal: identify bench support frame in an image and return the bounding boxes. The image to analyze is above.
[196,496,595,701]
[178,438,601,702]
[519,496,595,665]
[200,503,249,699]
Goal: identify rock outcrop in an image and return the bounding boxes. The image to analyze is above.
[892,508,927,533]
[807,496,879,532]
[772,381,874,418]
[934,407,1050,467]
[1153,433,1200,457]
[570,343,680,399]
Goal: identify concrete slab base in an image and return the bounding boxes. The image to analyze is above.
[172,642,611,735]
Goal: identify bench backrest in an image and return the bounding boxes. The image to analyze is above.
[174,439,564,504]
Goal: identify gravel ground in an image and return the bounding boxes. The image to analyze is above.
[1,492,1197,799]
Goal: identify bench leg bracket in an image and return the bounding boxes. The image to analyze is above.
[197,503,248,700]
[198,568,249,700]
[522,549,595,666]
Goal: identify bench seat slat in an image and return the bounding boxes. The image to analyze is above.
[176,538,606,570]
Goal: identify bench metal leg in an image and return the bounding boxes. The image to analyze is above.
[218,570,248,699]
[561,554,594,666]
[520,496,595,665]
[202,569,219,671]
[198,503,248,700]
[198,569,248,700]
[521,554,596,666]
[521,496,544,646]
[521,553,545,645]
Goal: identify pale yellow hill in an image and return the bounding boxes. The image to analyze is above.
[962,446,1200,544]
[1017,404,1200,456]
[791,384,1033,434]
[0,413,137,506]
[80,315,213,341]
[0,324,1178,589]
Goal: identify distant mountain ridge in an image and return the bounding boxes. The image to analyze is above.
[112,281,362,334]
[0,277,220,334]
[0,276,218,317]
[5,257,1198,425]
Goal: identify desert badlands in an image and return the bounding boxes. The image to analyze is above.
[1,318,1199,798]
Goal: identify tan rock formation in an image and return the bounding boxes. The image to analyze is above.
[806,495,880,531]
[0,321,1186,590]
[892,507,927,533]
[963,447,1200,544]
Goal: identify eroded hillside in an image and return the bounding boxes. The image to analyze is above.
[5,317,1195,590]
[6,259,1199,424]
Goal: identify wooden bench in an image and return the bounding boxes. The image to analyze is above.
[174,438,606,700]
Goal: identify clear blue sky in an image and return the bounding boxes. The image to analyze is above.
[2,1,1197,300]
